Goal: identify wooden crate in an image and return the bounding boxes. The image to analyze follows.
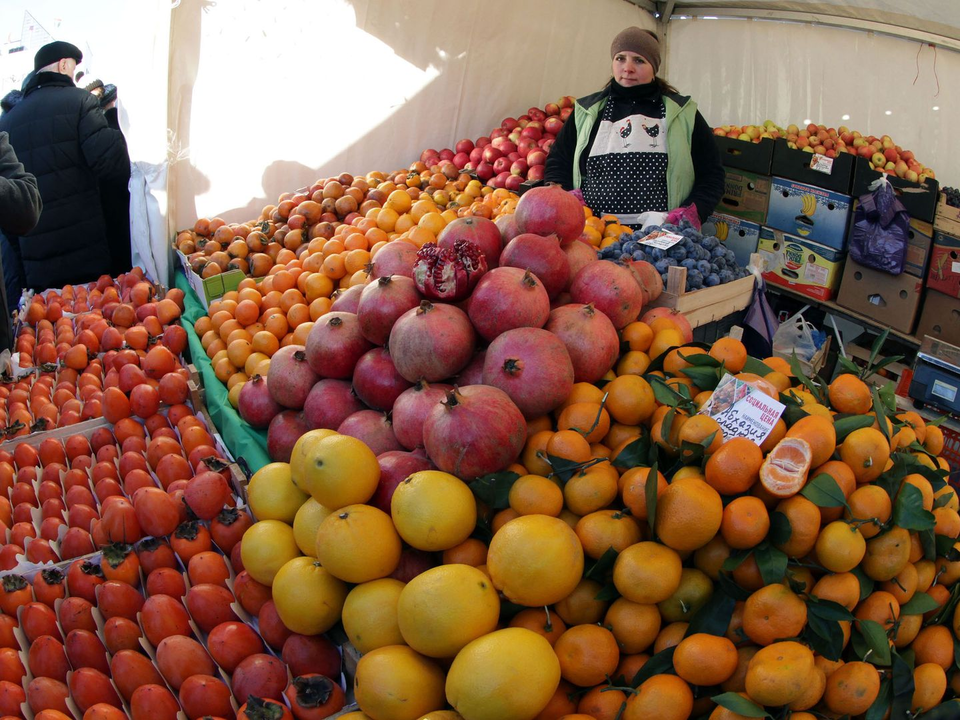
[646,253,761,328]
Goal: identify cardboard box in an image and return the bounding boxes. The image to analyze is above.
[847,201,933,278]
[927,231,960,300]
[716,169,771,224]
[176,251,246,311]
[915,289,960,345]
[706,213,760,268]
[851,158,940,223]
[935,193,960,227]
[771,139,855,194]
[714,137,774,175]
[836,258,924,335]
[758,227,845,301]
[766,177,852,251]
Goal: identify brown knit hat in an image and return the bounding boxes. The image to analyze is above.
[610,27,660,74]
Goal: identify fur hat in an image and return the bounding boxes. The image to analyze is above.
[610,27,660,74]
[34,41,83,72]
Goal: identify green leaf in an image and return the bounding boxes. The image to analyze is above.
[789,351,825,402]
[612,435,651,470]
[869,329,890,366]
[864,678,893,720]
[780,403,810,427]
[920,528,937,562]
[685,589,736,638]
[716,571,751,602]
[900,592,940,615]
[803,609,846,661]
[852,565,876,602]
[834,414,876,442]
[934,491,954,510]
[928,582,960,627]
[594,582,621,602]
[806,596,855,622]
[867,354,905,380]
[754,543,788,585]
[543,454,592,485]
[872,387,891,443]
[892,482,937,531]
[721,548,751,572]
[650,375,684,408]
[891,651,916,717]
[679,440,706,466]
[800,473,849,509]
[742,357,775,376]
[681,351,721,368]
[469,471,519,510]
[857,618,893,666]
[936,534,960,561]
[629,647,675,687]
[926,415,947,428]
[645,461,660,536]
[584,547,619,583]
[769,511,792,546]
[709,693,770,718]
[837,355,863,376]
[879,380,897,413]
[680,366,721,391]
[917,700,960,719]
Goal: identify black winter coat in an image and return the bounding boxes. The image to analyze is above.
[0,71,129,291]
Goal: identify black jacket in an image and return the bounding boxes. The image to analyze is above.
[0,131,41,350]
[544,81,725,223]
[0,71,129,291]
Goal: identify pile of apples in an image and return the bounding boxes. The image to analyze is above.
[713,121,936,182]
[419,96,575,191]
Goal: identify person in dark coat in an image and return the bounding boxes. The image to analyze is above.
[0,41,130,293]
[0,131,41,349]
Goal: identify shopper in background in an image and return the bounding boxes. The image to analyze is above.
[544,27,724,229]
[0,131,41,349]
[0,40,130,295]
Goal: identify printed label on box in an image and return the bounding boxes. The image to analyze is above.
[809,155,834,175]
[700,373,785,446]
[804,263,828,285]
[639,231,683,250]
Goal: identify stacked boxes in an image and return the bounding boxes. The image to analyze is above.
[758,227,845,301]
[918,198,960,342]
[706,212,760,268]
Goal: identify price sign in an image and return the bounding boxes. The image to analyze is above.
[700,373,785,446]
[638,230,684,250]
[809,154,835,175]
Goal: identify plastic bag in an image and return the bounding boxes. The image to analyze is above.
[773,312,818,362]
[129,160,170,285]
[849,175,910,275]
[742,272,778,359]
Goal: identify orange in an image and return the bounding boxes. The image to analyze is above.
[554,578,608,626]
[546,430,592,464]
[759,436,812,497]
[315,504,402,584]
[742,584,807,646]
[578,686,628,720]
[563,462,619,516]
[673,633,738,687]
[705,437,763,495]
[693,535,732,580]
[828,374,872,414]
[784,414,836,468]
[507,608,566,646]
[442,538,488,567]
[844,485,891,538]
[811,572,860,611]
[557,402,611,444]
[880,562,918,606]
[553,624,620,688]
[655,477,723,553]
[720,496,770,549]
[616,350,652,376]
[745,641,816,707]
[814,460,857,523]
[721,645,760,693]
[575,509,643,560]
[897,411,927,443]
[902,474,935,511]
[913,625,954,669]
[759,418,787,454]
[709,337,747,372]
[788,665,826,711]
[508,475,563,517]
[861,526,911,581]
[764,371,792,394]
[621,321,653,352]
[763,356,793,375]
[619,466,667,521]
[612,541,682,604]
[816,521,866,573]
[924,425,944,455]
[603,598,661,655]
[604,375,656,425]
[823,661,880,716]
[520,430,554,477]
[854,590,900,631]
[648,328,684,359]
[353,645,445,720]
[912,663,948,713]
[677,414,724,455]
[622,674,693,720]
[839,427,890,483]
[662,346,708,375]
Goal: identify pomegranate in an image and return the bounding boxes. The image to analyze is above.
[454,350,486,386]
[389,547,437,583]
[330,284,364,313]
[412,241,487,302]
[437,217,503,267]
[391,381,453,451]
[467,268,550,342]
[544,304,620,383]
[422,385,527,480]
[513,184,585,245]
[563,238,598,288]
[641,307,694,343]
[482,328,574,418]
[628,260,664,305]
[267,411,310,463]
[266,346,319,409]
[351,347,413,411]
[495,213,522,247]
[369,451,434,513]
[337,411,402,456]
[357,276,422,345]
[569,260,643,330]
[370,240,418,279]
[499,233,570,299]
[389,301,476,382]
[303,379,365,430]
[237,375,282,429]
[305,312,373,379]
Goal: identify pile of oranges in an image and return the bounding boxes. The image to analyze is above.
[232,309,960,720]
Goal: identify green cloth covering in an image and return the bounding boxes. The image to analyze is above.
[176,270,272,473]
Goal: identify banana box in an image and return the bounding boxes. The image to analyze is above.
[758,227,845,301]
[765,177,852,251]
[705,213,760,268]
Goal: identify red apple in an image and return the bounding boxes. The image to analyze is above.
[559,96,575,109]
[482,146,503,164]
[476,136,491,148]
[469,147,484,165]
[476,161,494,181]
[507,152,520,163]
[857,145,874,159]
[883,147,899,163]
[527,164,545,182]
[501,117,519,131]
[452,152,469,169]
[542,139,555,153]
[439,149,454,161]
[544,102,560,117]
[511,159,529,176]
[560,107,572,121]
[517,138,538,156]
[493,157,511,174]
[528,108,546,122]
[544,117,564,135]
[527,149,547,167]
[455,139,474,155]
[420,149,438,164]
[490,128,507,141]
[505,175,523,191]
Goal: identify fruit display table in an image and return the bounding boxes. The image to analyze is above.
[176,269,272,473]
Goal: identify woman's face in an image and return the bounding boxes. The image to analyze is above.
[612,51,654,86]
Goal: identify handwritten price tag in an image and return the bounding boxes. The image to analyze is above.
[700,374,785,446]
[638,230,684,250]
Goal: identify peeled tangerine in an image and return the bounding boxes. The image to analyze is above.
[759,436,813,498]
